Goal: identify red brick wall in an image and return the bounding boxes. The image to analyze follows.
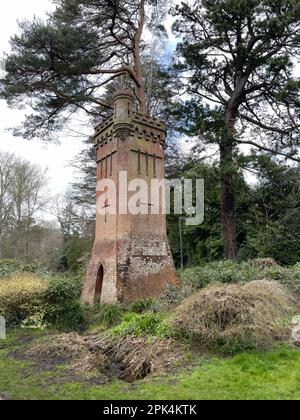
[81,92,179,305]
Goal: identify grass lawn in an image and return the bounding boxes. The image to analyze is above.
[1,332,300,400]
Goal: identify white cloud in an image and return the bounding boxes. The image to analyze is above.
[0,0,86,196]
[0,0,55,55]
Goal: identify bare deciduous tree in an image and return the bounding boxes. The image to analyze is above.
[0,152,18,258]
[0,153,48,262]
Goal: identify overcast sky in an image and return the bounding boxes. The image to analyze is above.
[2,0,287,197]
[0,1,183,199]
[0,0,88,196]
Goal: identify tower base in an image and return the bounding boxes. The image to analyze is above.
[81,236,179,304]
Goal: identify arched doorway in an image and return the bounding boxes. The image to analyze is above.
[94,265,104,304]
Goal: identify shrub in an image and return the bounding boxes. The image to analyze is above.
[180,267,212,290]
[0,259,43,278]
[180,261,261,291]
[275,265,300,298]
[42,276,84,331]
[62,236,92,273]
[130,298,155,314]
[110,313,173,339]
[180,261,300,300]
[0,273,47,326]
[265,265,287,281]
[93,304,124,327]
[0,271,85,331]
[151,285,181,312]
[171,280,297,354]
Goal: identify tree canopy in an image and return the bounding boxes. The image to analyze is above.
[1,0,300,261]
[173,0,300,258]
[0,0,169,139]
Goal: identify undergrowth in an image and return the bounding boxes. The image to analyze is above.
[92,304,124,327]
[110,313,174,339]
[180,261,300,299]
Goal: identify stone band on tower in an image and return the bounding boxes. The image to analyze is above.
[81,91,179,304]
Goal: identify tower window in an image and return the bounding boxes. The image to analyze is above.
[138,149,141,174]
[153,154,156,177]
[146,152,149,176]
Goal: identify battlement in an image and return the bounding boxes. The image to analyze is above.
[94,91,167,148]
[95,115,114,136]
[94,113,166,147]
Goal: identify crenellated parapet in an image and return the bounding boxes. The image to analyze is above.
[94,91,167,148]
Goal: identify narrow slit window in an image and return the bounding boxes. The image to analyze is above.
[138,150,141,174]
[153,154,156,177]
[146,152,149,176]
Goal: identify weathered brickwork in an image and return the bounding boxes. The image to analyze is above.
[81,91,179,304]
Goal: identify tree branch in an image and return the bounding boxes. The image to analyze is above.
[237,140,300,162]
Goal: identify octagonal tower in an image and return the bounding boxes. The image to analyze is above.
[81,91,178,304]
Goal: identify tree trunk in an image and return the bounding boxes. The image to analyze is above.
[0,232,2,260]
[24,224,30,263]
[133,0,147,114]
[220,143,237,259]
[134,55,147,114]
[219,73,251,259]
[220,93,239,260]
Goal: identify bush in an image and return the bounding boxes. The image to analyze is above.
[180,261,300,301]
[43,300,84,332]
[151,285,181,312]
[130,298,155,314]
[0,270,85,331]
[42,275,81,303]
[171,280,297,354]
[62,236,92,273]
[42,276,84,331]
[0,273,47,326]
[92,304,124,327]
[180,261,261,291]
[179,267,212,290]
[111,313,173,339]
[259,264,300,298]
[0,259,43,278]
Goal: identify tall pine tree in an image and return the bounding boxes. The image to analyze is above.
[173,0,300,258]
[0,0,170,140]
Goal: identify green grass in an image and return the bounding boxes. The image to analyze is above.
[1,334,300,400]
[110,312,173,339]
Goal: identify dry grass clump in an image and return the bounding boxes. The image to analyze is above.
[250,258,277,269]
[91,333,178,382]
[26,333,89,360]
[171,280,298,354]
[72,352,108,375]
[26,331,182,381]
[26,333,108,374]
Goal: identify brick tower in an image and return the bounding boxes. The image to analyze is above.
[81,91,178,304]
